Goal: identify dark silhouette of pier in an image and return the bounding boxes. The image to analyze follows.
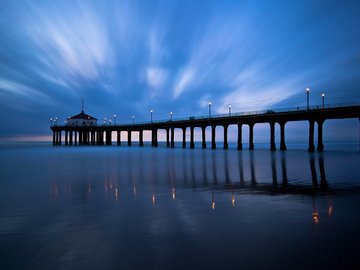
[51,103,360,152]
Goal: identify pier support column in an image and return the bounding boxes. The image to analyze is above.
[84,132,88,145]
[166,128,170,147]
[249,123,254,150]
[58,131,62,145]
[91,131,95,145]
[128,131,132,146]
[211,125,216,149]
[182,127,186,148]
[190,126,195,149]
[270,122,276,151]
[79,131,83,145]
[280,122,286,151]
[201,126,206,149]
[151,129,155,147]
[106,131,112,145]
[308,120,315,152]
[117,131,121,146]
[100,131,104,145]
[139,130,144,147]
[171,127,175,148]
[69,131,73,145]
[152,129,158,147]
[317,119,324,152]
[223,125,228,149]
[74,131,78,145]
[154,129,158,147]
[65,131,68,145]
[53,131,56,145]
[237,123,242,150]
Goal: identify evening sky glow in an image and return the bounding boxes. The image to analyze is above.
[1,0,360,141]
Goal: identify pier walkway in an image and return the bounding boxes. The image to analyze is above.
[51,103,360,152]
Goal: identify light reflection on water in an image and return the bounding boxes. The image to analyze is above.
[0,143,360,270]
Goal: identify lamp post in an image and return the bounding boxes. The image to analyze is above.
[50,118,52,126]
[114,115,117,125]
[209,102,212,118]
[170,112,173,121]
[55,117,58,126]
[132,116,135,124]
[228,104,231,116]
[306,87,310,110]
[104,118,106,125]
[321,93,325,109]
[150,110,153,123]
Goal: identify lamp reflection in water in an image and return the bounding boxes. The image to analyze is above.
[172,188,176,200]
[312,198,320,225]
[133,186,137,198]
[115,187,119,200]
[152,193,156,205]
[328,199,333,217]
[50,183,58,196]
[211,191,215,210]
[328,204,333,217]
[231,192,235,207]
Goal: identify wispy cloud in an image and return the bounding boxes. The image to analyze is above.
[173,67,195,99]
[26,4,114,87]
[0,78,54,103]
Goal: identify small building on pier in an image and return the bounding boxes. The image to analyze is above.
[67,110,97,126]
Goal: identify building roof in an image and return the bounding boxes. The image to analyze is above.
[69,110,97,120]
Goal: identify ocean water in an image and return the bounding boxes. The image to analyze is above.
[0,142,360,270]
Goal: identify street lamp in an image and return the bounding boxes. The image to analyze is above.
[104,117,106,125]
[321,93,325,108]
[50,118,52,126]
[209,102,212,118]
[306,87,310,110]
[114,114,117,125]
[228,104,231,117]
[132,115,135,124]
[150,110,153,123]
[55,117,58,126]
[170,112,173,121]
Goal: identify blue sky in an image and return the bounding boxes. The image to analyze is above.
[1,0,360,142]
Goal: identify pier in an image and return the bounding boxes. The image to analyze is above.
[51,103,360,152]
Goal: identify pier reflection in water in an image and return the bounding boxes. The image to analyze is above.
[1,144,360,270]
[48,149,349,227]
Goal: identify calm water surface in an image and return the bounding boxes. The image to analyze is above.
[0,142,360,270]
